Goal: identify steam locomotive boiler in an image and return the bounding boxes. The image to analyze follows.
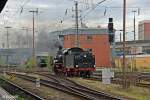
[53,47,95,77]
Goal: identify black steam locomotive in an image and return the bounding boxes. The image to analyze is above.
[53,47,95,77]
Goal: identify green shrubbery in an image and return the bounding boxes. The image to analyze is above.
[24,55,53,71]
[25,57,37,68]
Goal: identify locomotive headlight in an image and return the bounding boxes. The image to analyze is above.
[76,65,78,67]
[94,65,96,67]
[54,60,57,63]
[84,55,87,58]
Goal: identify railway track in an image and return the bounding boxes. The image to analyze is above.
[89,75,150,88]
[136,82,150,88]
[0,76,44,100]
[7,71,123,100]
[2,69,150,99]
[36,73,121,99]
[2,68,150,89]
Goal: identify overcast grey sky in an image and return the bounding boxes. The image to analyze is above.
[1,0,150,42]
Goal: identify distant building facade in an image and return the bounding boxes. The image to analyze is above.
[115,40,150,55]
[61,28,111,68]
[0,48,50,66]
[139,20,150,40]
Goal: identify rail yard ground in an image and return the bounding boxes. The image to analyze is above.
[0,69,120,100]
[0,67,150,100]
[69,77,150,100]
[0,72,83,100]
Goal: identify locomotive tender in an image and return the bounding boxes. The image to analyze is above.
[53,47,95,77]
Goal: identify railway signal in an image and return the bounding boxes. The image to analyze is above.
[108,18,116,68]
[108,18,114,44]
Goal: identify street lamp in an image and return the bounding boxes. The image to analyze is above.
[132,10,137,71]
[5,27,12,49]
[4,26,12,66]
[21,27,32,48]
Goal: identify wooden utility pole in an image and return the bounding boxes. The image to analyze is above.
[29,10,38,67]
[75,1,79,47]
[123,0,127,89]
[132,10,137,71]
[132,11,137,41]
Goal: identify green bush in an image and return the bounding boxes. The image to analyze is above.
[25,57,37,68]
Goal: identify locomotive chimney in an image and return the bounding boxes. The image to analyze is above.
[58,46,63,50]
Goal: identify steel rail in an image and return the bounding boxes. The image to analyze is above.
[33,72,123,100]
[7,72,93,100]
[0,77,44,100]
[8,72,122,100]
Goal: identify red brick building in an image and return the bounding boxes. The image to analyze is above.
[139,20,150,40]
[62,28,111,68]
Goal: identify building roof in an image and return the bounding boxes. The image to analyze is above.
[139,20,150,24]
[116,40,150,45]
[115,40,150,48]
[50,28,108,36]
[62,28,108,35]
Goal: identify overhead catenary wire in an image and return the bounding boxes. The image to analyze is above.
[1,0,32,25]
[81,0,108,20]
[1,0,149,32]
[12,0,32,15]
[59,0,107,27]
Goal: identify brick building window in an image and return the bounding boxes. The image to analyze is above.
[87,35,92,40]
